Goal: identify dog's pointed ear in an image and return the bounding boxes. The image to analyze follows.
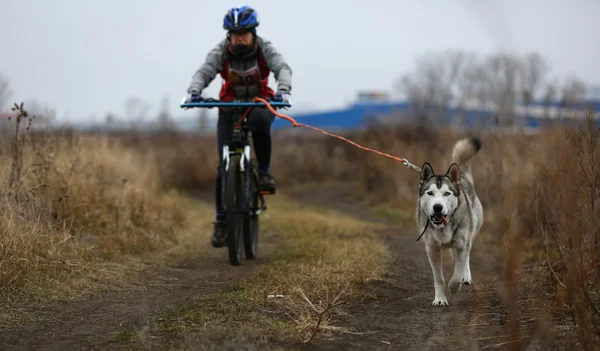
[446,163,461,188]
[419,162,435,186]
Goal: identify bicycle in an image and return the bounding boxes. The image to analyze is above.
[180,97,292,266]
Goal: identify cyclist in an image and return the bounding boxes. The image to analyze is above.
[183,6,292,247]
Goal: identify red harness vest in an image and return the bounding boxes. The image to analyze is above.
[218,54,275,102]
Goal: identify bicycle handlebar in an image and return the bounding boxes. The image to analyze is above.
[180,97,292,109]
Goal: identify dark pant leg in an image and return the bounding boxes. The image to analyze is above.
[215,109,234,221]
[246,107,276,173]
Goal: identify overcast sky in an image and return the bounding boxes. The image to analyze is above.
[1,0,598,123]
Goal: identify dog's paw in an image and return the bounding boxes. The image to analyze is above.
[432,296,449,306]
[461,274,472,285]
[449,278,462,295]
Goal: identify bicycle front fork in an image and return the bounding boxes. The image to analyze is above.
[221,144,257,215]
[222,145,251,172]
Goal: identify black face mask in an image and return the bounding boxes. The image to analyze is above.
[231,44,252,56]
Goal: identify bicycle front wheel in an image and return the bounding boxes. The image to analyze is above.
[226,154,244,266]
[244,159,260,259]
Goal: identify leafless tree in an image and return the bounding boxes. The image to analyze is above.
[124,96,150,122]
[549,76,586,119]
[479,53,524,126]
[0,74,13,111]
[156,95,176,132]
[542,81,558,119]
[519,52,549,117]
[20,97,55,129]
[395,49,587,127]
[124,96,151,131]
[105,112,115,125]
[394,49,478,125]
[560,76,586,109]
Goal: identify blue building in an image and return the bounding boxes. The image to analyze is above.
[272,90,600,132]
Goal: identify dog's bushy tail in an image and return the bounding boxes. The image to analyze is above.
[451,137,482,176]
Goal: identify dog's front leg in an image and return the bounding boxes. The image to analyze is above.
[462,250,472,285]
[426,244,448,306]
[449,246,469,295]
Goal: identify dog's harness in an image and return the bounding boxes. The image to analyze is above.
[415,220,431,242]
[416,216,462,242]
[416,215,456,241]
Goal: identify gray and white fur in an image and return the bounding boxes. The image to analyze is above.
[416,137,483,306]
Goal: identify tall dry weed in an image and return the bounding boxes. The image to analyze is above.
[529,112,600,348]
[114,132,219,192]
[0,103,184,303]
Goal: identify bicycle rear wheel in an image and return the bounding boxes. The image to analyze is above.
[244,159,259,259]
[226,154,244,266]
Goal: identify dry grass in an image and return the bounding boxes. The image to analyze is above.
[2,98,598,348]
[140,195,392,346]
[267,113,600,347]
[526,114,600,348]
[115,131,219,192]
[125,110,600,347]
[0,104,190,322]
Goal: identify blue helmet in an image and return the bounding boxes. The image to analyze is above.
[223,6,259,31]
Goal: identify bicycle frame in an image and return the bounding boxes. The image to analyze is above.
[180,98,292,216]
[222,108,262,216]
[181,97,291,265]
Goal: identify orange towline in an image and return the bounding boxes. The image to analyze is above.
[253,97,422,172]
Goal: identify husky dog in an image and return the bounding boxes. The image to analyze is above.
[416,137,483,306]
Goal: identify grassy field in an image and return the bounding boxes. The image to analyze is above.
[1,101,599,348]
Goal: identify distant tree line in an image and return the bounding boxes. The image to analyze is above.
[395,49,589,126]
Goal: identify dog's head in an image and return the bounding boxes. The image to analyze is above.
[418,162,461,229]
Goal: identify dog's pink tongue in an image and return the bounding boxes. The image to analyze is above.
[441,216,447,225]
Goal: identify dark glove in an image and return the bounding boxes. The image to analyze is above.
[273,90,291,103]
[183,92,202,103]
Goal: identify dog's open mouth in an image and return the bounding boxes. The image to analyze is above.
[430,214,447,226]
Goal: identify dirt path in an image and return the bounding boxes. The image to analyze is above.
[0,184,558,350]
[283,183,547,351]
[0,201,277,350]
[0,263,264,350]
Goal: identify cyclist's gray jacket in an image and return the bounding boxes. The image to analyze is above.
[187,36,292,100]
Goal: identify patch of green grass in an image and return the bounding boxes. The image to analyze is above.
[109,330,139,344]
[368,202,414,226]
[144,194,391,347]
